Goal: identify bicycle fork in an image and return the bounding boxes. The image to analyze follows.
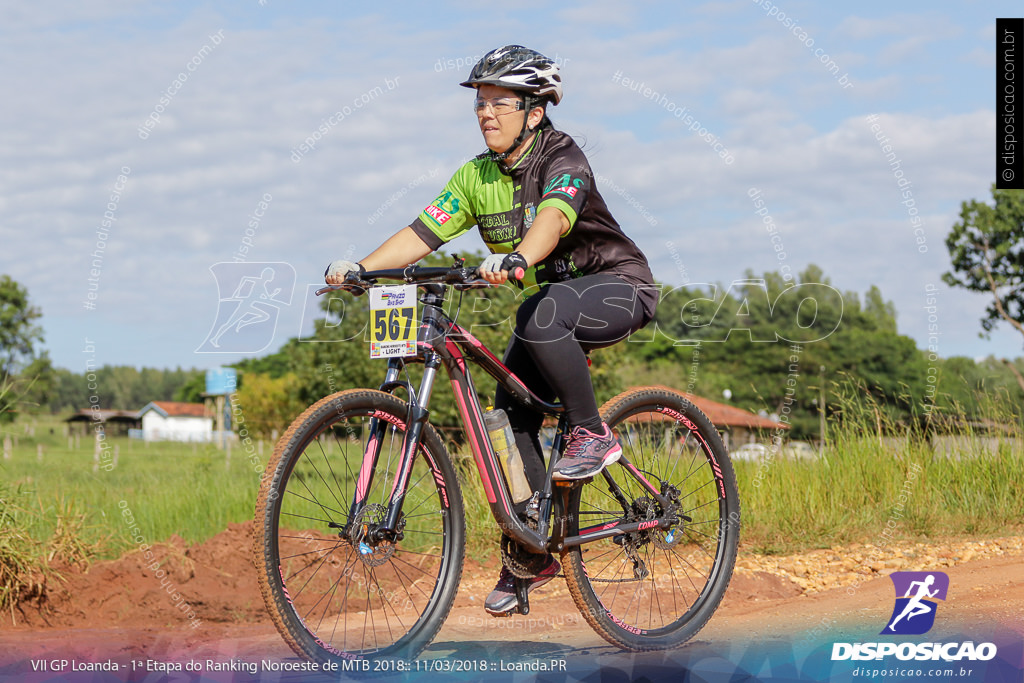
[346,356,441,547]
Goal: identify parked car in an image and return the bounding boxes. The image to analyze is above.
[731,443,769,461]
[783,441,817,460]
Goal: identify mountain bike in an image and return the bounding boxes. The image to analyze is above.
[253,258,740,664]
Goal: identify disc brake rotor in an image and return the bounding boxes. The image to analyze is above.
[350,503,396,567]
[652,483,684,550]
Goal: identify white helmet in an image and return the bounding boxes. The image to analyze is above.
[460,45,562,105]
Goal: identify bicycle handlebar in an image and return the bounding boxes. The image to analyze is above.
[316,262,511,296]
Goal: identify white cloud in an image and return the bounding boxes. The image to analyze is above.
[877,35,936,64]
[961,46,991,68]
[3,2,1021,371]
[0,0,146,32]
[835,13,961,42]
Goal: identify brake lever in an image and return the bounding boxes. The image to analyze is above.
[315,276,375,296]
[448,266,494,290]
[452,279,493,291]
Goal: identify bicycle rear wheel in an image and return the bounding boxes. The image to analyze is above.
[561,387,739,650]
[254,389,464,663]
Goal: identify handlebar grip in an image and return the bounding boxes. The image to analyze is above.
[511,267,525,281]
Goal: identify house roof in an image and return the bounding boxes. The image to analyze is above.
[684,393,788,430]
[137,401,208,419]
[633,388,789,430]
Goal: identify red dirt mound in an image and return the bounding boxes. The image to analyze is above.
[10,521,266,630]
[9,521,496,632]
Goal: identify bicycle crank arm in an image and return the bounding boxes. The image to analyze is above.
[514,577,531,615]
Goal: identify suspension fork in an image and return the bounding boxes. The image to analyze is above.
[347,359,402,524]
[379,352,441,535]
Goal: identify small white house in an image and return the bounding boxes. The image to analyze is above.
[137,401,213,442]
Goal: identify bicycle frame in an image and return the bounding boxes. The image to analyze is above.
[345,280,676,557]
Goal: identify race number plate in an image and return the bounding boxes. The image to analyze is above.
[368,285,417,358]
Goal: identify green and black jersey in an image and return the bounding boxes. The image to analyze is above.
[409,129,658,318]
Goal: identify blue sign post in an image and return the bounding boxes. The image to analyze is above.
[206,368,237,448]
[206,367,238,396]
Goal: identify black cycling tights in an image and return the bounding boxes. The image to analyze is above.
[494,273,650,495]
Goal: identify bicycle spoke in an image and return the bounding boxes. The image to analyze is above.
[563,390,738,648]
[258,394,462,661]
[280,540,346,570]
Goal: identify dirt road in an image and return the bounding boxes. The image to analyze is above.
[2,523,1021,681]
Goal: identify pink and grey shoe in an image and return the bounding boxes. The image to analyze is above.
[552,423,622,481]
[484,555,560,616]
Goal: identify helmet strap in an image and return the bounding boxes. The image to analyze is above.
[490,95,540,165]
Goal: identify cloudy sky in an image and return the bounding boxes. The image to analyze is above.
[2,0,1022,374]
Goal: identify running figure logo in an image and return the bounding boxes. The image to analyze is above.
[882,571,949,635]
[196,263,296,353]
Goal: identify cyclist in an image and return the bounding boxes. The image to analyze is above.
[325,45,658,616]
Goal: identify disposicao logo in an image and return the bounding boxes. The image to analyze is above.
[883,571,948,635]
[831,570,998,663]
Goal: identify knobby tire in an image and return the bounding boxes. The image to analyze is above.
[560,387,740,650]
[253,389,465,663]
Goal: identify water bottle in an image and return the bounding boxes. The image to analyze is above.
[483,408,533,503]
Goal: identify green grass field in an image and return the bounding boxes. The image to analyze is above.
[733,434,1024,555]
[2,411,1022,573]
[1,416,265,561]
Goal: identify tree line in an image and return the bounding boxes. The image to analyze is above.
[3,255,1022,439]
[227,251,1023,440]
[3,182,1023,439]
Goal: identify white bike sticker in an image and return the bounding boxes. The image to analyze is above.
[368,285,417,359]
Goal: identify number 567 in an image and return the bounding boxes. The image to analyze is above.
[373,307,415,341]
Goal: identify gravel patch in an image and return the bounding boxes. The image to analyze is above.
[736,536,1024,594]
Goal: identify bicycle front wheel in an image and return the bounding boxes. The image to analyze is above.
[254,389,465,663]
[561,388,739,650]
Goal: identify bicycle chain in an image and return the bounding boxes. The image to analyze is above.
[586,498,655,583]
[585,536,649,584]
[501,495,671,583]
[500,517,552,579]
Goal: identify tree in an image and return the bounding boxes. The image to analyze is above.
[863,285,898,333]
[40,365,204,413]
[232,372,306,439]
[0,275,48,421]
[173,371,207,403]
[635,265,929,438]
[233,250,522,433]
[0,275,44,381]
[943,185,1024,344]
[16,354,56,412]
